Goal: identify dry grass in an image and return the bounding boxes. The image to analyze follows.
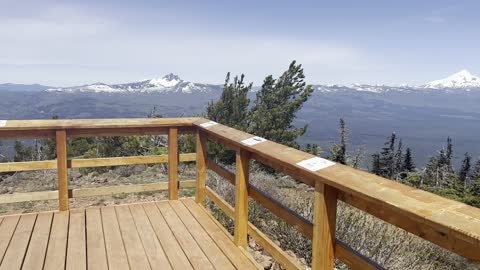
[206,166,479,270]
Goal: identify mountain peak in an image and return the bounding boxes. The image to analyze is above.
[425,69,480,89]
[162,73,181,81]
[149,73,182,88]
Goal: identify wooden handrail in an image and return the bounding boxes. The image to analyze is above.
[0,117,479,269]
[194,117,480,267]
[0,118,199,211]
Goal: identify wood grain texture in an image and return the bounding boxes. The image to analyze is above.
[195,118,480,262]
[234,149,250,249]
[56,130,69,211]
[142,202,193,270]
[0,199,262,270]
[44,211,69,270]
[168,127,179,200]
[156,201,214,270]
[85,208,108,270]
[0,118,199,131]
[312,183,337,270]
[22,212,53,270]
[101,206,129,270]
[182,199,259,269]
[129,204,172,270]
[196,131,207,204]
[0,214,36,270]
[66,210,87,270]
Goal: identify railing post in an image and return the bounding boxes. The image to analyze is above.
[195,131,207,204]
[234,149,250,249]
[168,127,178,200]
[312,182,338,270]
[56,130,69,211]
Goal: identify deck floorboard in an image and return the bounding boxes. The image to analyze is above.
[0,198,259,270]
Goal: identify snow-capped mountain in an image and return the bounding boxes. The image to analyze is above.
[47,73,220,94]
[424,70,480,89]
[313,70,480,93]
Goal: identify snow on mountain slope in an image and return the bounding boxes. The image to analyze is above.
[47,73,219,94]
[45,70,480,94]
[425,70,480,89]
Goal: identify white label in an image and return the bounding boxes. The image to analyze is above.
[199,121,218,128]
[296,157,335,172]
[0,120,6,127]
[241,136,267,146]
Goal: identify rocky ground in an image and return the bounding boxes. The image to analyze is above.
[0,163,195,215]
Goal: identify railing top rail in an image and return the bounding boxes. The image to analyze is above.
[194,118,480,261]
[0,117,200,131]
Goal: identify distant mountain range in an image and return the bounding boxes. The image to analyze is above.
[1,69,480,167]
[1,70,480,94]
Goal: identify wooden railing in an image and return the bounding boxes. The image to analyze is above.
[0,118,197,208]
[0,117,479,270]
[192,118,480,269]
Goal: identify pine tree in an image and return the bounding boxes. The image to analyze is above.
[207,73,251,131]
[379,133,396,178]
[206,73,252,163]
[13,141,34,162]
[470,159,480,181]
[371,153,381,175]
[330,118,347,164]
[445,137,454,173]
[248,61,314,148]
[394,139,403,176]
[402,148,415,172]
[458,152,471,189]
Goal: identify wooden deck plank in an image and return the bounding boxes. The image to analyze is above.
[66,209,86,270]
[23,212,54,270]
[142,202,193,270]
[0,214,36,270]
[0,200,265,270]
[44,211,69,270]
[115,205,151,270]
[182,199,259,269]
[101,206,129,270]
[129,204,172,270]
[0,215,20,264]
[169,200,235,270]
[156,201,215,270]
[85,208,108,270]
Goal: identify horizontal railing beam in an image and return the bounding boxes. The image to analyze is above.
[195,118,480,262]
[0,153,196,173]
[205,187,381,270]
[0,180,196,204]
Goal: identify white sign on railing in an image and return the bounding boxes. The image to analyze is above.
[199,121,218,128]
[241,136,267,146]
[0,120,7,127]
[296,157,335,172]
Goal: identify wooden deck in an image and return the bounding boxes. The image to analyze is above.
[0,199,259,270]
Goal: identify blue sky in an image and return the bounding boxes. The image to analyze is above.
[0,0,479,86]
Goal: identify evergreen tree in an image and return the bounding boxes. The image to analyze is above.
[371,153,381,176]
[207,73,251,131]
[445,137,454,173]
[248,61,314,148]
[330,118,347,164]
[206,73,252,163]
[13,141,34,162]
[394,139,403,176]
[458,152,471,188]
[402,148,415,172]
[469,159,480,181]
[379,133,396,178]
